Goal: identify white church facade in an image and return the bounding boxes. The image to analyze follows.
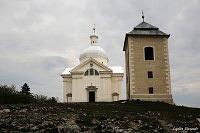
[61,29,124,102]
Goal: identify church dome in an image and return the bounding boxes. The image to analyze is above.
[79,28,109,65]
[79,45,108,60]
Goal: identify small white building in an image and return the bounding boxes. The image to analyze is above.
[61,30,124,102]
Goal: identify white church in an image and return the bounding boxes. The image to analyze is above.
[61,27,124,102]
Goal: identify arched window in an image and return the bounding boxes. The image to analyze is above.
[144,47,154,60]
[85,70,89,76]
[84,68,99,76]
[95,70,99,75]
[90,68,94,75]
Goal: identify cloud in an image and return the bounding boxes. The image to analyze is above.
[0,55,68,101]
[0,0,199,107]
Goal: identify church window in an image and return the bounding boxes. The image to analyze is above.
[90,68,94,75]
[144,47,154,60]
[95,70,99,75]
[84,70,89,76]
[85,69,99,76]
[149,87,154,94]
[148,71,153,78]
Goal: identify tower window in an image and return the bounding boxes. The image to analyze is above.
[84,69,99,76]
[144,47,154,60]
[148,71,153,78]
[149,87,154,94]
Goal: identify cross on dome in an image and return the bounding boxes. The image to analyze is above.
[142,11,145,22]
[93,24,96,33]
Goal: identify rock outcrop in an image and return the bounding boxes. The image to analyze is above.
[0,101,199,132]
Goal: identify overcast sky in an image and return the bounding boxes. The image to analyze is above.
[0,0,199,107]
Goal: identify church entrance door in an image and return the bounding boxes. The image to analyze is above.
[89,91,95,102]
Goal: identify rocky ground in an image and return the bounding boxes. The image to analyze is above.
[0,101,200,133]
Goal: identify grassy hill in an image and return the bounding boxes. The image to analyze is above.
[0,100,200,132]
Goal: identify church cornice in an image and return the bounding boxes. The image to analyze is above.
[61,74,71,78]
[112,73,124,77]
[99,71,112,74]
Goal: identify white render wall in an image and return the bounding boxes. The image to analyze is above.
[111,75,123,100]
[62,59,123,103]
[63,74,123,102]
[63,76,72,102]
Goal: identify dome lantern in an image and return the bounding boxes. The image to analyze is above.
[90,33,98,46]
[90,24,98,46]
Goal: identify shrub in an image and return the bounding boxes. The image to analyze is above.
[0,85,16,97]
[33,94,57,103]
[0,85,17,104]
[0,84,57,104]
[13,93,36,104]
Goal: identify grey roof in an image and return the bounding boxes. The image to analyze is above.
[127,22,169,36]
[134,22,158,29]
[123,21,170,51]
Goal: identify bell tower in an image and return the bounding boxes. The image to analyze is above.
[123,14,173,104]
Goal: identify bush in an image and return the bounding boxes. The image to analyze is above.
[0,85,17,104]
[13,93,36,104]
[33,94,57,103]
[0,84,57,104]
[0,85,16,96]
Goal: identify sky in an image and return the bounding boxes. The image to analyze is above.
[0,0,199,107]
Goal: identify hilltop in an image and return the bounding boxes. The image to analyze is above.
[0,100,200,132]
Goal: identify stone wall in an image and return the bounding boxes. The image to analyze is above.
[125,36,173,104]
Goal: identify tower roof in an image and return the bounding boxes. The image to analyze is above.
[134,22,158,30]
[123,21,170,51]
[127,21,169,36]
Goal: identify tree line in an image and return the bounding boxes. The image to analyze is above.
[0,83,58,104]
